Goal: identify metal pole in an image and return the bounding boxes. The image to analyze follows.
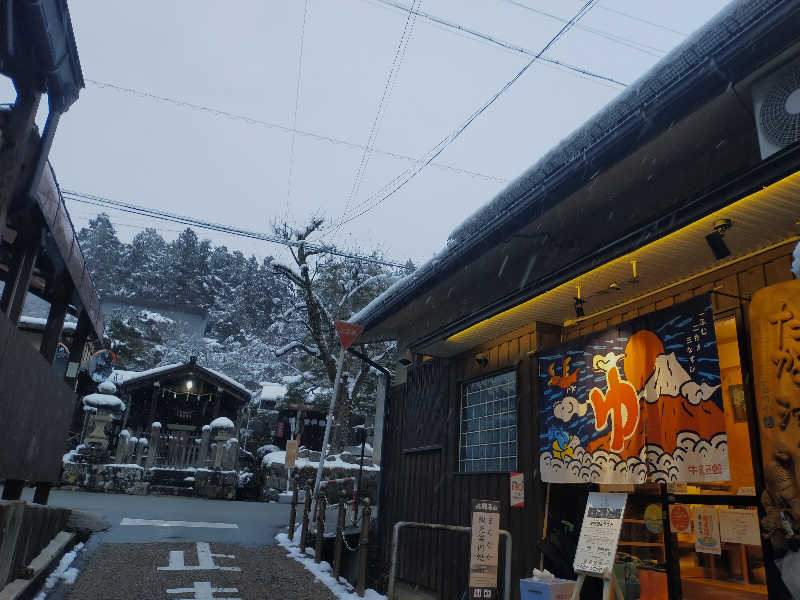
[356,502,372,597]
[354,427,366,526]
[314,346,346,497]
[387,522,512,600]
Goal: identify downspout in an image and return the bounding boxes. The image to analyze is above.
[347,346,392,542]
[25,107,61,203]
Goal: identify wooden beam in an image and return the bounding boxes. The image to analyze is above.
[1,230,39,325]
[66,309,91,376]
[39,279,71,363]
[0,87,42,237]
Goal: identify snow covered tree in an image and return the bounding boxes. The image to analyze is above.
[76,214,125,295]
[271,218,402,450]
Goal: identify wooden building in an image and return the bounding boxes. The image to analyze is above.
[351,2,800,598]
[0,0,104,504]
[116,357,252,448]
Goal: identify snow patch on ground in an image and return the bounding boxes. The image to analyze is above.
[275,533,385,600]
[33,541,85,599]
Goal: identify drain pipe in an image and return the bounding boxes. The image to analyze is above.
[25,108,61,203]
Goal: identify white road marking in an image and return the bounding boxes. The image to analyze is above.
[166,581,240,600]
[158,542,241,572]
[120,518,238,529]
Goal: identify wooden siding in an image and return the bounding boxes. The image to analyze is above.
[378,241,797,599]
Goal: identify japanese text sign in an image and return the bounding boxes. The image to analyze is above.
[574,492,627,577]
[510,472,524,508]
[469,499,500,599]
[538,295,728,484]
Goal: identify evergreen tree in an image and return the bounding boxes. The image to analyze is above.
[76,214,124,295]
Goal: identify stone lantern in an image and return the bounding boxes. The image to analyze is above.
[210,416,235,469]
[82,380,127,459]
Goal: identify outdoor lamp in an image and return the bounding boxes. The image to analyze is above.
[186,380,193,391]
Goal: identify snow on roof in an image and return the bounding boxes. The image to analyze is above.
[281,374,303,384]
[259,382,287,401]
[349,0,786,333]
[82,393,126,411]
[114,362,251,397]
[18,315,77,331]
[210,416,235,429]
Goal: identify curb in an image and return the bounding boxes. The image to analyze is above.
[0,531,76,600]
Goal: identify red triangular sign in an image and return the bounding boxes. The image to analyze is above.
[335,320,364,350]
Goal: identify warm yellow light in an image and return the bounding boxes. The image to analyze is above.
[447,170,800,344]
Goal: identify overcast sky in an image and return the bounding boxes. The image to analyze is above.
[5,0,731,267]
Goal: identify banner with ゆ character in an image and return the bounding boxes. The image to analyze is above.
[539,294,729,484]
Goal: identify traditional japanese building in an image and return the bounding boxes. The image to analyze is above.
[115,356,252,443]
[351,2,800,598]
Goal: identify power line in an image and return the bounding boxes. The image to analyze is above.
[331,1,598,232]
[367,0,627,88]
[344,0,421,219]
[594,4,688,37]
[85,79,509,184]
[287,0,311,203]
[499,0,666,57]
[62,189,410,269]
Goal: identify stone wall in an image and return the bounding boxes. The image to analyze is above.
[262,462,379,503]
[61,462,146,494]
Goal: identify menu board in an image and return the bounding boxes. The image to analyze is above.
[573,492,627,576]
[469,500,500,599]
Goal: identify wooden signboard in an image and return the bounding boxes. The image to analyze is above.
[285,439,298,468]
[469,500,500,599]
[749,280,800,556]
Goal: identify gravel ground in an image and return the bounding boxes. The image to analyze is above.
[66,542,338,599]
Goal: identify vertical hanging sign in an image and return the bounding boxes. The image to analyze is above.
[510,472,524,508]
[469,500,500,599]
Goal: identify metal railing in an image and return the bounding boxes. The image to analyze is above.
[388,522,512,600]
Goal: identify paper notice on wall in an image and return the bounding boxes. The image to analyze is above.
[718,508,761,546]
[669,504,692,534]
[573,492,627,576]
[510,472,524,508]
[694,507,721,555]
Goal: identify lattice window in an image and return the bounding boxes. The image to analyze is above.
[459,370,517,473]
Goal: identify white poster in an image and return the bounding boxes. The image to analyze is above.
[694,507,722,555]
[573,492,627,576]
[718,508,761,546]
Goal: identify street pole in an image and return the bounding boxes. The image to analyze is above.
[313,346,346,497]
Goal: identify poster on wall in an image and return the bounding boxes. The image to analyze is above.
[694,507,722,555]
[469,500,500,599]
[539,294,729,484]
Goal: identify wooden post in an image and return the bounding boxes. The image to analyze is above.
[65,309,91,379]
[314,492,327,563]
[146,422,161,469]
[1,228,39,324]
[356,501,372,597]
[300,488,312,555]
[39,278,71,363]
[147,383,160,429]
[1,480,24,500]
[288,478,299,537]
[32,482,51,505]
[333,498,346,580]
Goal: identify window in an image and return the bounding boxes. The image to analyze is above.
[459,371,517,473]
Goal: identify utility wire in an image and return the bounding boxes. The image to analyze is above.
[288,0,311,204]
[367,0,627,88]
[499,0,666,57]
[594,4,688,37]
[85,79,509,184]
[344,0,421,219]
[62,189,409,269]
[330,0,598,232]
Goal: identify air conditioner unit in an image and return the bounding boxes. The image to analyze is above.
[751,58,800,159]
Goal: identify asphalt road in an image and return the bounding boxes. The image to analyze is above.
[19,488,290,545]
[8,488,340,599]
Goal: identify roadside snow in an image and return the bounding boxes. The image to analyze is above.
[263,451,379,472]
[276,533,385,600]
[33,542,85,599]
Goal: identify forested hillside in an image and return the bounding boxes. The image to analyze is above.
[77,214,403,438]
